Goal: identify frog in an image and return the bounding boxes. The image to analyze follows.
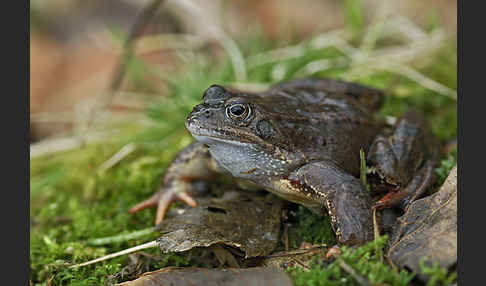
[129,78,439,246]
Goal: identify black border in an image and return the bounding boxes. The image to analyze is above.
[8,0,29,284]
[459,0,484,285]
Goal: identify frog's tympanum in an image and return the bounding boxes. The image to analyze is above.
[129,78,438,246]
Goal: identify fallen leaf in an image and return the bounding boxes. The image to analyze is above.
[387,165,457,280]
[115,266,293,286]
[155,190,284,258]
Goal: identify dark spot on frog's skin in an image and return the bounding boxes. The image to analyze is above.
[203,109,212,118]
[256,120,276,140]
[240,168,258,175]
[207,206,228,214]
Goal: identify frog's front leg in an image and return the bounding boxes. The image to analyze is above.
[129,141,220,224]
[280,160,374,246]
[367,111,439,210]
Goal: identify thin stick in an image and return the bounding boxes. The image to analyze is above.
[372,208,383,263]
[372,208,380,240]
[98,143,137,172]
[86,227,155,246]
[337,259,370,286]
[69,240,158,268]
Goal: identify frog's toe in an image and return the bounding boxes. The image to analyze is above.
[128,192,162,214]
[154,190,198,225]
[371,190,409,210]
[129,184,198,225]
[372,160,437,211]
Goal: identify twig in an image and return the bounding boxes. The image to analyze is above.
[98,143,137,172]
[373,209,380,240]
[337,258,371,286]
[263,247,326,259]
[293,258,311,270]
[87,227,155,246]
[69,240,159,268]
[372,208,384,263]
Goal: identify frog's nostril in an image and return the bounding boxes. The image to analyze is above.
[203,110,212,118]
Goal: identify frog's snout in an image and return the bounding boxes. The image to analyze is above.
[185,112,198,132]
[186,105,211,133]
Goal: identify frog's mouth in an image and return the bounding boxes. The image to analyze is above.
[192,134,250,147]
[185,118,251,146]
[185,114,261,146]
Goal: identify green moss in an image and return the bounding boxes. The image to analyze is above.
[293,206,337,247]
[29,131,193,284]
[288,236,456,286]
[288,236,415,286]
[436,146,457,186]
[419,259,457,286]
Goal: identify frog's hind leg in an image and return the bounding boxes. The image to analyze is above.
[367,111,439,211]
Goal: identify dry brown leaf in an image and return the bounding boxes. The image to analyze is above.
[387,165,457,278]
[115,266,293,286]
[155,190,284,258]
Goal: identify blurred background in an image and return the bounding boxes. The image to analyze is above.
[30,0,457,284]
[30,0,456,143]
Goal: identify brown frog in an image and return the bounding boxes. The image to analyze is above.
[129,78,439,246]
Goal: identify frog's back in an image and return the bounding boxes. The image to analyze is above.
[257,80,384,175]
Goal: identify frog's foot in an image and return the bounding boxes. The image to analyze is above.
[398,160,436,210]
[372,160,436,211]
[367,111,439,211]
[129,182,197,225]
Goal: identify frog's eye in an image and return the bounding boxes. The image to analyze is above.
[226,103,251,121]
